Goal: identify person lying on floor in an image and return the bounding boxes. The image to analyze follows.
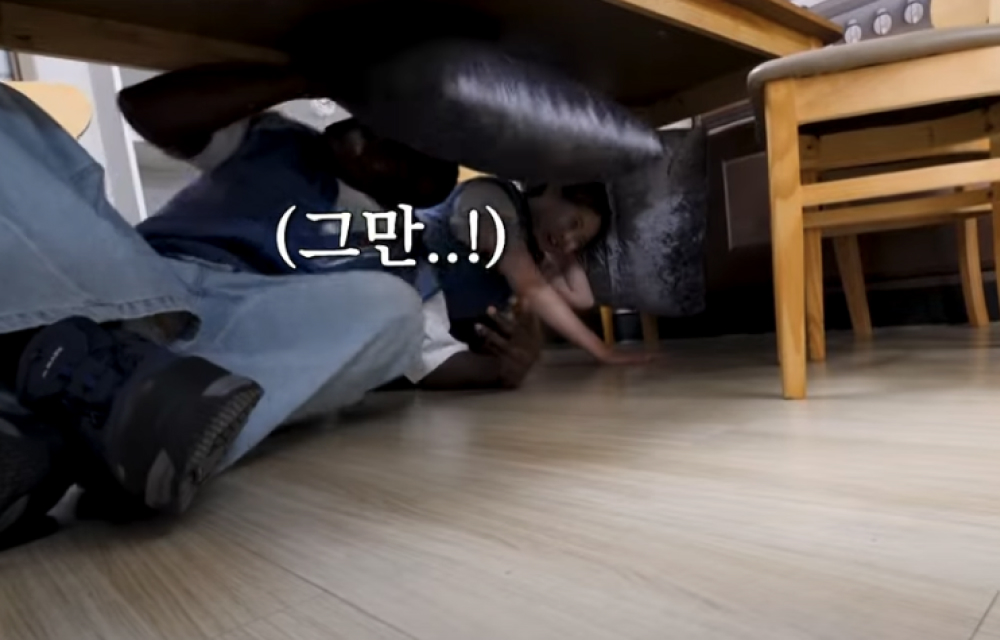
[387,177,646,392]
[0,67,461,550]
[123,65,649,383]
[3,60,611,549]
[119,90,541,391]
[412,177,643,366]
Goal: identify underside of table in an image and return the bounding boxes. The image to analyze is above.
[0,0,840,125]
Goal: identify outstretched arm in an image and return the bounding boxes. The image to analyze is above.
[499,247,612,362]
[117,63,314,159]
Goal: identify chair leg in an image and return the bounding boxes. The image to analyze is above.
[832,235,873,340]
[765,80,806,400]
[956,218,990,327]
[804,229,826,362]
[600,306,615,346]
[991,127,1000,321]
[640,313,659,349]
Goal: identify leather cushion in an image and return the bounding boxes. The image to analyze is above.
[583,127,708,317]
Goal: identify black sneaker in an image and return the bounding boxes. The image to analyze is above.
[0,407,75,551]
[14,317,263,516]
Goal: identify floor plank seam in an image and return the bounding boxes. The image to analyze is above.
[967,590,999,640]
[224,530,425,640]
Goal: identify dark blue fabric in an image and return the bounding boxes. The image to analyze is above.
[136,113,427,291]
[415,178,535,320]
[136,115,541,319]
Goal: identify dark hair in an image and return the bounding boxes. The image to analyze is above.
[525,182,613,248]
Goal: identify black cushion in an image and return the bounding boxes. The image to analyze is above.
[584,127,708,317]
[331,39,665,184]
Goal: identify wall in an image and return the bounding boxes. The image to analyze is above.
[0,51,12,79]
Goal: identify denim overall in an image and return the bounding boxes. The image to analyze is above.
[138,113,434,292]
[414,177,540,321]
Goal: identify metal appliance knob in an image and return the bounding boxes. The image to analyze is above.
[873,12,893,36]
[844,23,863,44]
[903,1,925,25]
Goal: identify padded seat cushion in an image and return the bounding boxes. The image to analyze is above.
[749,25,1000,129]
[583,127,708,317]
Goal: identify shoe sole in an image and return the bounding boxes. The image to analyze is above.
[170,384,262,515]
[110,356,263,516]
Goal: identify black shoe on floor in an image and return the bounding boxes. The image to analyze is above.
[0,408,75,552]
[14,316,263,516]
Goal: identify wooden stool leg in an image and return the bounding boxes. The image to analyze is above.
[832,235,873,340]
[600,306,615,346]
[991,115,1000,321]
[765,80,806,400]
[956,218,990,327]
[804,229,826,362]
[995,193,1000,322]
[640,313,659,349]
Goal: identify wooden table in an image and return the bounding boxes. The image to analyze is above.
[0,0,840,125]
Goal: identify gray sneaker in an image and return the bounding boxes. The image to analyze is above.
[15,317,263,516]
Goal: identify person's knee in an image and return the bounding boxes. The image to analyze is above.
[321,272,423,361]
[353,273,423,338]
[312,272,424,391]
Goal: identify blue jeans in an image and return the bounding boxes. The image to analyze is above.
[0,84,423,470]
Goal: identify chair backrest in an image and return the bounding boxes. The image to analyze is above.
[1,81,93,140]
[932,0,998,28]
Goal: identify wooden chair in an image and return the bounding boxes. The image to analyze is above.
[751,25,1000,399]
[2,81,92,139]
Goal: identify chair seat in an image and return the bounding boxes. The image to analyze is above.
[2,82,92,139]
[749,25,1000,130]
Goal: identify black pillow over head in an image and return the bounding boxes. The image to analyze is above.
[330,39,665,185]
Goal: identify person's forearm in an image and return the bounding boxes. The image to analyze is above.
[525,285,608,360]
[418,352,504,390]
[117,63,312,157]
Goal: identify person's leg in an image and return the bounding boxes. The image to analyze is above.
[165,262,424,469]
[0,85,199,344]
[0,83,261,535]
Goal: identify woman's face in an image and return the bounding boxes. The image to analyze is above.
[531,187,602,257]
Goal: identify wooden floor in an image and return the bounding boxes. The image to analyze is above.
[5,326,1000,640]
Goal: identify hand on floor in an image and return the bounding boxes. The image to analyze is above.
[596,348,657,366]
[477,302,543,388]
